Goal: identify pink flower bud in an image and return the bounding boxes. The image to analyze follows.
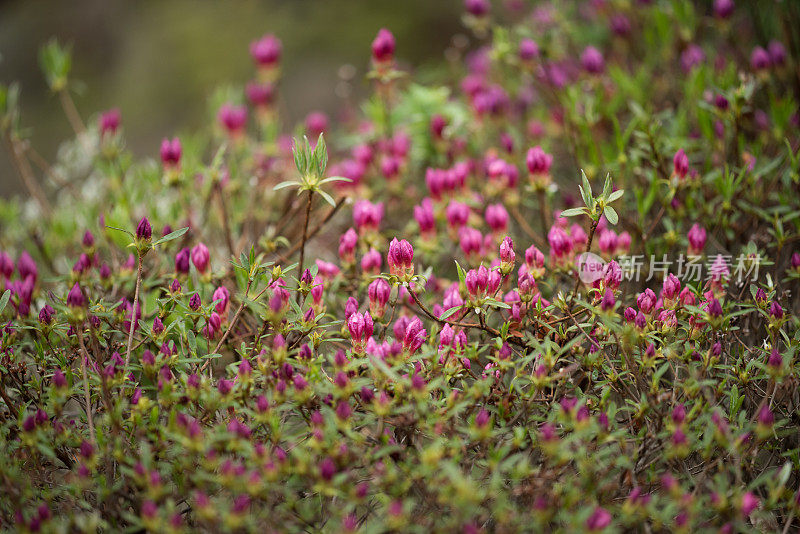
[218,104,247,136]
[414,198,436,237]
[99,109,121,136]
[160,137,182,168]
[518,38,539,61]
[485,203,509,233]
[581,46,605,74]
[67,282,86,308]
[768,40,786,67]
[368,278,391,318]
[338,228,358,264]
[387,238,414,278]
[458,227,483,259]
[175,248,190,274]
[446,201,470,230]
[360,248,382,275]
[499,236,515,266]
[585,507,612,531]
[713,0,734,18]
[687,223,706,255]
[246,81,275,108]
[430,114,447,139]
[371,28,396,63]
[213,286,230,315]
[191,243,210,274]
[402,316,427,355]
[740,492,759,517]
[526,146,553,175]
[750,46,771,71]
[673,149,689,179]
[464,0,490,17]
[353,200,384,233]
[136,217,152,241]
[600,288,616,311]
[662,273,681,301]
[250,34,282,67]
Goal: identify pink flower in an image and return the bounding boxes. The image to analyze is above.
[160,137,182,168]
[637,288,656,314]
[518,38,539,61]
[371,28,396,63]
[526,146,553,175]
[485,203,509,233]
[602,261,622,289]
[338,228,358,264]
[662,273,681,301]
[673,149,689,179]
[387,238,414,278]
[99,109,121,136]
[360,248,382,275]
[414,198,436,237]
[250,34,282,67]
[458,227,483,258]
[218,104,247,135]
[191,243,210,274]
[586,507,611,531]
[368,279,392,318]
[464,0,490,17]
[581,46,605,74]
[402,316,427,355]
[713,0,734,19]
[212,286,230,315]
[446,201,471,230]
[67,282,86,308]
[353,200,384,233]
[740,492,759,517]
[687,223,706,255]
[750,47,771,71]
[547,226,572,261]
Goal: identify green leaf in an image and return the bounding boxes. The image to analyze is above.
[317,189,336,207]
[273,180,298,191]
[602,173,612,198]
[603,205,618,225]
[153,226,189,247]
[0,290,10,314]
[560,207,586,218]
[777,462,792,487]
[580,170,593,207]
[318,176,352,185]
[454,260,466,285]
[607,189,624,203]
[313,133,327,176]
[186,330,197,355]
[38,39,72,91]
[440,306,463,320]
[210,143,227,170]
[105,225,134,238]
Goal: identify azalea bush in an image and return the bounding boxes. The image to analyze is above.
[2,0,800,531]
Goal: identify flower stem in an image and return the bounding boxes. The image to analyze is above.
[77,333,96,445]
[297,190,314,282]
[124,253,143,369]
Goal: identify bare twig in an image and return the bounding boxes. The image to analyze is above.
[124,253,143,369]
[77,333,96,445]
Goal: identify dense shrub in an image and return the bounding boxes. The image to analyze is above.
[1,0,800,531]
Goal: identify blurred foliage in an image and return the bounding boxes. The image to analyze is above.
[0,0,461,197]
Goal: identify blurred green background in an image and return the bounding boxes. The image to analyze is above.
[0,0,463,198]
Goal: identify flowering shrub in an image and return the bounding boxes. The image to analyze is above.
[2,1,800,532]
